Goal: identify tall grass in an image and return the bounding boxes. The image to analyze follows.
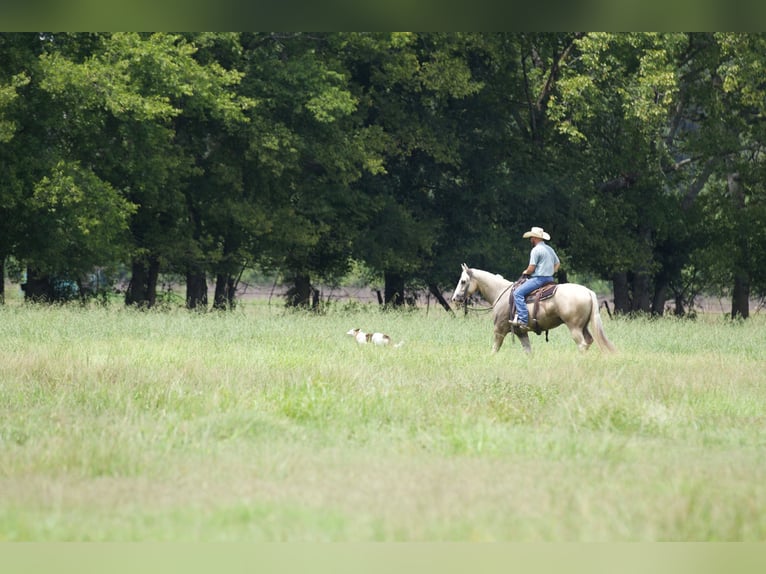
[1,301,765,541]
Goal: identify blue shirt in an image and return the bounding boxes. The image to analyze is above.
[529,242,559,277]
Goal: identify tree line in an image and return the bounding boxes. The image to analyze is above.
[1,33,765,317]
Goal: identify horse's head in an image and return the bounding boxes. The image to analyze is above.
[451,263,477,303]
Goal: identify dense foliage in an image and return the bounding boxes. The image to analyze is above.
[2,33,765,316]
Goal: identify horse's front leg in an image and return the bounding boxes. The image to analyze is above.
[492,330,507,353]
[492,309,511,354]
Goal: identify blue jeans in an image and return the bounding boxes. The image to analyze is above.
[513,276,554,324]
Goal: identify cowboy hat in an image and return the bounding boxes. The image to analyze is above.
[522,226,551,240]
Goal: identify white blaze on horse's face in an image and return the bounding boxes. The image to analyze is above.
[451,264,475,302]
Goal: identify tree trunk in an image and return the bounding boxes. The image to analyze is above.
[147,257,159,307]
[286,273,316,308]
[22,267,55,302]
[186,270,208,311]
[213,273,237,311]
[731,272,750,319]
[651,277,669,317]
[384,271,405,307]
[428,282,454,314]
[0,256,5,304]
[728,173,749,320]
[630,271,652,314]
[612,272,630,315]
[125,259,147,306]
[125,255,159,308]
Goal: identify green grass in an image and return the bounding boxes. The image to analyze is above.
[1,301,765,541]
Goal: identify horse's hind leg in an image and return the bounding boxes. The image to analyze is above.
[517,333,532,353]
[568,324,593,352]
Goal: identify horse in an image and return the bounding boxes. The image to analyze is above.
[450,264,616,354]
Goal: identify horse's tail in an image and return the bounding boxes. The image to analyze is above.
[588,289,617,353]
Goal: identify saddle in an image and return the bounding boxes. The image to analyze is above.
[509,279,558,337]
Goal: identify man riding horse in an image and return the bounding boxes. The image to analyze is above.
[509,226,560,333]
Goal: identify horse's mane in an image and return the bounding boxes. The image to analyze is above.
[471,268,510,283]
[465,266,511,286]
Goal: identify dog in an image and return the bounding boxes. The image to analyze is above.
[346,328,403,347]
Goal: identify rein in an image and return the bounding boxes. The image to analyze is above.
[461,282,513,313]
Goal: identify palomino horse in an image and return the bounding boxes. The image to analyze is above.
[450,264,616,354]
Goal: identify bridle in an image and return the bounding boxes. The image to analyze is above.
[452,273,475,305]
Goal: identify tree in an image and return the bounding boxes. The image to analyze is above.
[703,33,766,317]
[0,33,135,302]
[559,33,766,319]
[339,33,487,306]
[23,161,134,300]
[39,33,250,308]
[0,33,33,302]
[548,33,699,315]
[234,33,388,308]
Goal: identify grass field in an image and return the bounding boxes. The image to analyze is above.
[0,300,765,541]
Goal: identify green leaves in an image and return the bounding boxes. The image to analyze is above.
[305,84,357,123]
[0,72,28,142]
[40,33,251,125]
[29,161,135,275]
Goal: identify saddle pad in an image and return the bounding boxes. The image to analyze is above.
[525,282,557,303]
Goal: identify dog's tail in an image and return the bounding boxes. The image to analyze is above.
[393,340,405,349]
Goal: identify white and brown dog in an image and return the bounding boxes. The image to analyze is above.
[346,328,403,347]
